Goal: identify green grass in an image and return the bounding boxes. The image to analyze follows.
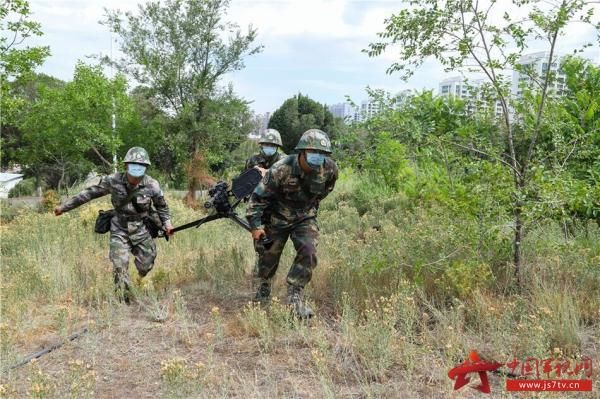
[1,172,599,398]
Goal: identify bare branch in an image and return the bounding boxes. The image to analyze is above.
[90,145,113,168]
[440,138,523,178]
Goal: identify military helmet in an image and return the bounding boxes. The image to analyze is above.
[123,147,151,165]
[295,129,332,154]
[259,129,283,147]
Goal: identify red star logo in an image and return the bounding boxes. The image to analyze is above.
[448,351,503,393]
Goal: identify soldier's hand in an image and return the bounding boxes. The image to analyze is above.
[254,166,268,177]
[53,207,63,216]
[251,228,265,241]
[165,227,174,236]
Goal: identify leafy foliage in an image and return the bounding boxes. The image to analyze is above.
[0,0,50,80]
[269,93,344,153]
[366,0,600,282]
[1,0,51,164]
[104,0,262,198]
[17,64,134,190]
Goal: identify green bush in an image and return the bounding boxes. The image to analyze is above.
[363,133,413,191]
[8,178,37,198]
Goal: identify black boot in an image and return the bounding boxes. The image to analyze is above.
[287,284,314,319]
[253,278,272,303]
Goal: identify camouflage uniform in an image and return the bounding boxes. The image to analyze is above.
[244,151,286,171]
[246,153,338,288]
[59,172,172,292]
[245,128,286,171]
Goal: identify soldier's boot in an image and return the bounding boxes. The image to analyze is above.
[253,278,272,304]
[114,275,133,305]
[287,284,314,319]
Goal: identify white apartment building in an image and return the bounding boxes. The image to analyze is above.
[439,76,476,98]
[512,51,567,98]
[438,76,502,115]
[437,52,572,117]
[360,99,380,121]
[328,102,358,123]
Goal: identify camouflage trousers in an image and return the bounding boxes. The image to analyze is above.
[254,218,319,288]
[109,220,157,291]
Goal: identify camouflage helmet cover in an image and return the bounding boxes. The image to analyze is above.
[123,147,151,165]
[259,129,283,147]
[295,129,332,153]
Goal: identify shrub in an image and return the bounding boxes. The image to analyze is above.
[8,178,37,198]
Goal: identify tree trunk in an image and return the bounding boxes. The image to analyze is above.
[512,172,527,287]
[513,204,523,286]
[57,165,66,195]
[184,99,214,207]
[184,148,216,208]
[35,174,42,197]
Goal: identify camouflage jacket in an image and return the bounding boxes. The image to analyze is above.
[59,172,173,229]
[244,151,286,171]
[246,154,338,229]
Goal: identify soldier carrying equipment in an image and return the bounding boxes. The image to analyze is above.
[54,147,174,303]
[169,168,273,248]
[246,129,338,319]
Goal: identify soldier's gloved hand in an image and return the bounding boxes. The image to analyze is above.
[251,228,265,241]
[254,166,268,177]
[54,207,63,216]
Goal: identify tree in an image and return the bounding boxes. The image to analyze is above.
[119,85,176,180]
[18,64,134,192]
[269,93,344,153]
[1,73,65,169]
[1,0,50,163]
[367,0,599,284]
[0,0,50,81]
[103,0,262,201]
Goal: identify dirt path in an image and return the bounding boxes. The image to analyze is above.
[2,283,505,399]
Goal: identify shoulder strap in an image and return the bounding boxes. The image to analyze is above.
[115,187,140,212]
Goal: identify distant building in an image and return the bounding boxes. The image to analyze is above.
[360,99,381,121]
[328,102,357,123]
[439,76,503,116]
[332,90,415,123]
[393,89,413,108]
[437,52,571,117]
[512,51,567,98]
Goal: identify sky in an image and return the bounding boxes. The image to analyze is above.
[22,0,600,115]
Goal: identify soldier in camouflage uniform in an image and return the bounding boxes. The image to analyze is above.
[245,129,286,176]
[246,129,338,318]
[54,147,174,302]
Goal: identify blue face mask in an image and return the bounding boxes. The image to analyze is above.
[127,163,146,178]
[261,145,277,157]
[305,152,326,169]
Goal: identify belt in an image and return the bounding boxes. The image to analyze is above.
[117,214,144,223]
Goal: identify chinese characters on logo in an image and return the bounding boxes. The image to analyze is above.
[448,351,593,394]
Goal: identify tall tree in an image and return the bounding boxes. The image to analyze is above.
[1,73,65,169]
[1,0,50,164]
[269,93,343,153]
[366,0,599,284]
[18,64,134,192]
[103,0,262,201]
